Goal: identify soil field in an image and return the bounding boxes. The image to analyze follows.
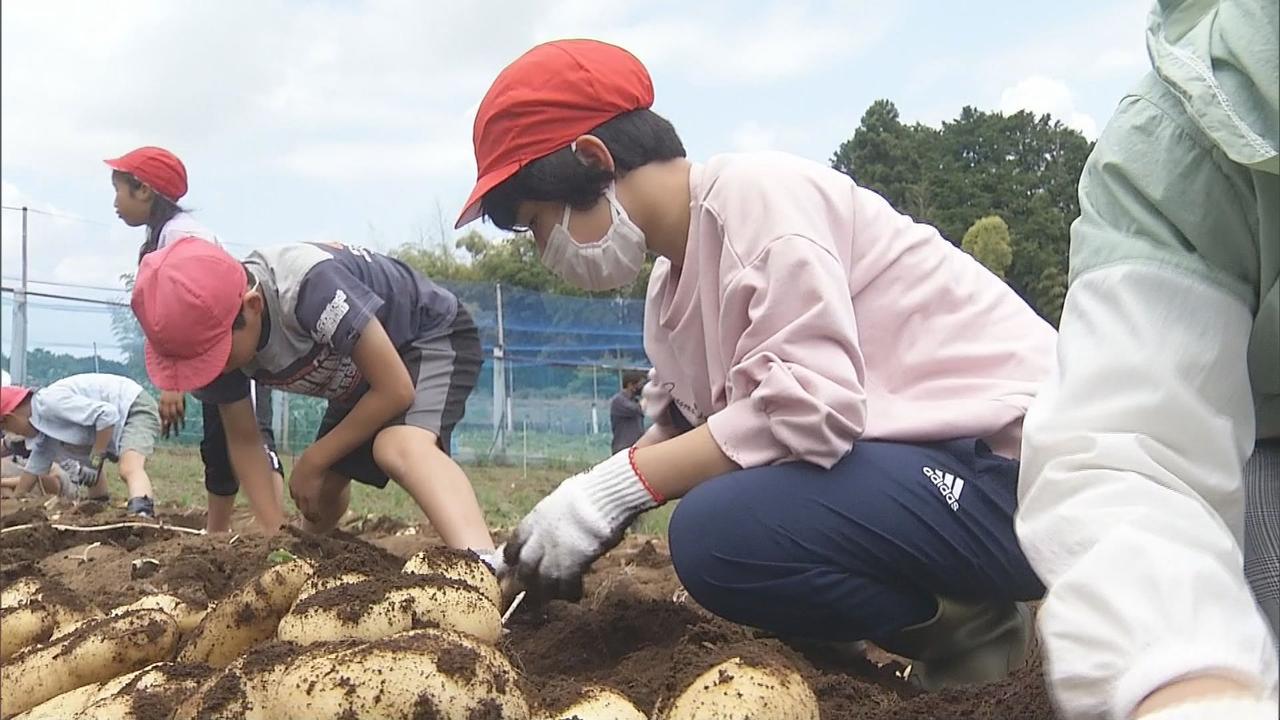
[0,499,1057,719]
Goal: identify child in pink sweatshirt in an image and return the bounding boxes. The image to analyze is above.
[459,39,1057,690]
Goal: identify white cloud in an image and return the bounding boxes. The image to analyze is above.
[999,76,1099,139]
[730,122,779,152]
[531,0,894,86]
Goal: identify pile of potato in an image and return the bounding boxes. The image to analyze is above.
[1,547,821,720]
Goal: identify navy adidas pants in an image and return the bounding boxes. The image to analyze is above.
[667,438,1045,642]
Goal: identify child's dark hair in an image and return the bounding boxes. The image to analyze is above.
[481,109,686,230]
[115,170,185,262]
[622,370,647,388]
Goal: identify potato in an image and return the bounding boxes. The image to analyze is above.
[662,656,820,720]
[1,580,99,662]
[277,573,502,646]
[68,661,209,719]
[172,643,300,720]
[11,681,106,720]
[539,685,647,720]
[179,559,312,668]
[1,578,43,608]
[264,628,528,720]
[402,547,502,608]
[15,661,207,720]
[1,609,179,718]
[111,593,208,634]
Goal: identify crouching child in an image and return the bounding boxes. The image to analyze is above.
[0,374,159,515]
[132,237,496,558]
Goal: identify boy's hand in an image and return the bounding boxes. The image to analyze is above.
[288,452,328,523]
[159,391,186,438]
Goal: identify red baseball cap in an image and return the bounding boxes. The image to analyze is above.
[132,236,248,391]
[0,386,33,417]
[104,146,189,203]
[455,39,654,228]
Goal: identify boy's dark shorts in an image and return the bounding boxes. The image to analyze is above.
[318,307,482,489]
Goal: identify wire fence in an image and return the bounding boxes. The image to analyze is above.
[2,206,647,469]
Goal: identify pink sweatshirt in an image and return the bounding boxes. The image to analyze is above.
[644,152,1057,469]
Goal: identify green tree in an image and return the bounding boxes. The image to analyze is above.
[961,215,1014,278]
[1032,264,1068,326]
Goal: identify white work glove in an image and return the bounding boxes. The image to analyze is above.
[639,368,671,423]
[504,449,662,601]
[1140,696,1278,720]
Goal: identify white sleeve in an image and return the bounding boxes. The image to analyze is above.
[1017,264,1278,720]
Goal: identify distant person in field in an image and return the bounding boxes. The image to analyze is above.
[460,39,1057,689]
[0,374,160,515]
[609,370,646,454]
[1015,1,1279,718]
[131,238,497,562]
[107,146,284,533]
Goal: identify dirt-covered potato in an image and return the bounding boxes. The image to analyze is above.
[0,578,43,608]
[178,629,528,720]
[0,609,179,718]
[14,661,208,720]
[539,685,647,720]
[277,572,501,646]
[402,547,501,608]
[662,656,820,720]
[178,559,312,668]
[1,579,99,661]
[111,593,208,634]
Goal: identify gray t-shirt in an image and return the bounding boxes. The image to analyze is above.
[196,243,458,405]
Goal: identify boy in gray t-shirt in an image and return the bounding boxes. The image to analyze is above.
[132,237,496,561]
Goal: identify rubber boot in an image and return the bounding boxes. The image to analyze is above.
[874,596,1033,691]
[127,496,155,517]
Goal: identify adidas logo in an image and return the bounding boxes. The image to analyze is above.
[923,467,965,511]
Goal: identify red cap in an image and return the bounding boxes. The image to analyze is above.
[131,237,248,391]
[0,386,32,417]
[104,146,189,203]
[456,39,654,228]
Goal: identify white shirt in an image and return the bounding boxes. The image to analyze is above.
[156,211,219,250]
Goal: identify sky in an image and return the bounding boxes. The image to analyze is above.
[0,0,1153,362]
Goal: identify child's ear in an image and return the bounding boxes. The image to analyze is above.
[243,291,264,316]
[572,134,615,174]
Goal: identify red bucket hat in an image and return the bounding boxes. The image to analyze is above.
[132,236,248,391]
[0,386,33,417]
[104,146,189,203]
[456,39,654,228]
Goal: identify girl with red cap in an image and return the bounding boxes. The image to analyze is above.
[106,146,286,532]
[461,40,1057,689]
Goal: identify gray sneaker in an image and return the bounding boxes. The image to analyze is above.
[127,496,155,517]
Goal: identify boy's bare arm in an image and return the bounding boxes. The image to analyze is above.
[300,319,414,470]
[219,398,284,533]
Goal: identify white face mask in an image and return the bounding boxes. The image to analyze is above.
[541,183,647,291]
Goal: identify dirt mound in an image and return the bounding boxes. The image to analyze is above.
[0,499,1057,718]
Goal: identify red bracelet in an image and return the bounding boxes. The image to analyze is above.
[628,446,664,504]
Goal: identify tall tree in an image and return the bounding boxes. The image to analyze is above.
[961,215,1014,278]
